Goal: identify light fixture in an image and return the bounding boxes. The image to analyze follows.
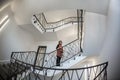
[0,15,8,25]
[0,15,9,31]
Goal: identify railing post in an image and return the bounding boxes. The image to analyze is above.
[77,9,84,53]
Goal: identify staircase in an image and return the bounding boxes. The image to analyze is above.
[0,46,108,80]
[0,9,108,80]
[32,10,84,33]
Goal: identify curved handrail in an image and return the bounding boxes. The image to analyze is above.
[34,13,78,30]
[9,51,108,80]
[33,62,108,80]
[36,62,108,70]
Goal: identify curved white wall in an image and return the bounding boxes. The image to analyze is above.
[83,12,106,56]
[0,7,35,61]
[98,0,120,79]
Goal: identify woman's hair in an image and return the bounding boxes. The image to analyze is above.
[58,40,62,44]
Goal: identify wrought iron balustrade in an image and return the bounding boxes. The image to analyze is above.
[0,51,37,80]
[0,46,108,80]
[34,10,85,68]
[43,39,81,68]
[0,46,47,80]
[34,13,78,30]
[11,51,37,66]
[33,62,108,80]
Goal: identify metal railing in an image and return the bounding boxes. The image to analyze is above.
[32,15,46,33]
[43,39,80,68]
[0,46,108,80]
[10,52,108,80]
[34,13,78,31]
[0,51,37,80]
[0,46,47,80]
[33,62,108,80]
[33,10,85,68]
[11,51,37,66]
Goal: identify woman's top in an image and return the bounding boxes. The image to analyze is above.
[56,44,63,57]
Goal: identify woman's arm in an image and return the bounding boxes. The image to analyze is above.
[56,44,59,49]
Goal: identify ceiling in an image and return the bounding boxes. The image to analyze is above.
[1,0,110,25]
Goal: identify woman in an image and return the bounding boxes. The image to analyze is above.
[56,40,63,66]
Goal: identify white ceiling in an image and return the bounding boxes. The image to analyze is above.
[9,0,109,25]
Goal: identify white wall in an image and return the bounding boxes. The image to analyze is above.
[98,0,120,79]
[31,24,77,53]
[31,35,77,53]
[0,7,35,61]
[83,12,106,56]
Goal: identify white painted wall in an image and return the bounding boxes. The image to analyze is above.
[31,24,77,53]
[0,7,35,61]
[83,12,106,56]
[31,35,77,53]
[98,0,120,79]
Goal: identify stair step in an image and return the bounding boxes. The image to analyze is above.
[0,64,10,80]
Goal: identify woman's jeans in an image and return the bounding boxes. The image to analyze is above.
[56,56,61,66]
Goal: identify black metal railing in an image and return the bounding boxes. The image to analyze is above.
[33,62,108,80]
[32,10,85,32]
[43,39,80,68]
[34,13,77,31]
[10,51,37,80]
[0,46,47,80]
[0,46,108,80]
[11,51,37,66]
[33,15,46,32]
[37,9,85,68]
[0,51,37,80]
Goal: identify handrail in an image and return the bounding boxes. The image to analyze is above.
[36,62,108,70]
[48,17,77,24]
[11,51,37,67]
[46,20,76,30]
[38,10,84,68]
[33,62,108,80]
[12,51,36,53]
[8,52,108,80]
[42,13,77,24]
[34,13,78,30]
[43,39,81,67]
[33,15,46,32]
[94,62,108,80]
[43,38,79,68]
[48,39,78,55]
[5,50,108,80]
